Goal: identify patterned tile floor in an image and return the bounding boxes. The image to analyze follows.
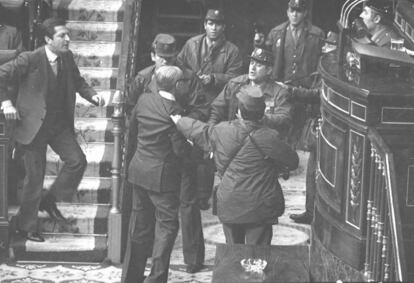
[0,152,310,283]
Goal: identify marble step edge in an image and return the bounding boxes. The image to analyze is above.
[46,143,114,178]
[43,176,111,204]
[47,142,113,164]
[75,117,112,132]
[38,203,110,220]
[37,203,110,235]
[67,21,123,42]
[79,67,119,79]
[11,233,108,262]
[79,68,118,89]
[71,41,121,56]
[72,42,121,68]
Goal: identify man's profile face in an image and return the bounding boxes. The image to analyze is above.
[360,7,379,32]
[46,25,70,54]
[151,53,176,69]
[204,20,225,40]
[248,59,271,83]
[287,7,307,27]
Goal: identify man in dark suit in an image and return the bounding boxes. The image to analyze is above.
[0,17,104,242]
[121,66,190,283]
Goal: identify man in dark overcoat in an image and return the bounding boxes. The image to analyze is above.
[175,8,243,273]
[121,66,190,283]
[0,17,104,242]
[265,0,324,224]
[172,86,298,244]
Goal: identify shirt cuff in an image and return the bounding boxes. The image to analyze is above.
[1,100,13,110]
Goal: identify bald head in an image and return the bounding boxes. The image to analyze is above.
[155,66,183,92]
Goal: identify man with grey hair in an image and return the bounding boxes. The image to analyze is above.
[121,66,191,283]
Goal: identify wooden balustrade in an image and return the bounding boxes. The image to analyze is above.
[107,0,143,264]
[364,129,406,282]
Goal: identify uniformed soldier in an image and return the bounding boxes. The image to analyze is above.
[265,0,324,225]
[176,9,243,274]
[209,47,292,137]
[358,0,399,48]
[126,33,178,112]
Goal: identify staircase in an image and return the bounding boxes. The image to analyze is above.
[10,0,124,262]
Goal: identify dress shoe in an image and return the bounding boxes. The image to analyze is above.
[18,230,45,242]
[39,193,67,222]
[185,263,203,273]
[290,211,313,224]
[198,199,210,211]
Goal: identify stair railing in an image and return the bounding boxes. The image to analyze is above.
[107,0,143,264]
[364,128,406,282]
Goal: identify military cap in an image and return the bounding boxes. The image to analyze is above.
[236,85,266,112]
[152,33,177,58]
[365,0,393,19]
[288,0,308,10]
[205,9,225,22]
[249,47,274,66]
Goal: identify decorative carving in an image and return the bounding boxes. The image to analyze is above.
[347,131,364,227]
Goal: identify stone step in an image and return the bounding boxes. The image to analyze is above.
[67,21,123,42]
[12,233,107,262]
[71,41,121,68]
[46,143,113,178]
[44,176,111,204]
[53,0,124,23]
[79,67,118,90]
[38,203,110,235]
[75,90,114,119]
[75,117,113,143]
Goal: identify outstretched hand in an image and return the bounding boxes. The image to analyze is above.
[1,100,20,120]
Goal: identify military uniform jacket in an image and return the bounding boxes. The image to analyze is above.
[0,47,96,144]
[128,91,189,192]
[177,33,243,121]
[371,24,399,48]
[266,21,324,88]
[208,74,292,135]
[176,117,299,224]
[127,65,157,110]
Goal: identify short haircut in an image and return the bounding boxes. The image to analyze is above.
[39,17,67,39]
[155,66,183,92]
[239,102,264,122]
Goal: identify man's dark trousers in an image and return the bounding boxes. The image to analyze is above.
[180,160,205,266]
[18,114,86,232]
[222,223,273,245]
[122,185,180,283]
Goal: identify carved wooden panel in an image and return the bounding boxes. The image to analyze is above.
[317,116,347,213]
[346,130,366,229]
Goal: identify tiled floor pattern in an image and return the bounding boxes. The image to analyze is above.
[0,153,309,283]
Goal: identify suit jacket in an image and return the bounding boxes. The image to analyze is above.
[127,91,190,192]
[0,46,96,144]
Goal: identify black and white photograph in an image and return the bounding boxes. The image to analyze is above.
[0,0,413,282]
